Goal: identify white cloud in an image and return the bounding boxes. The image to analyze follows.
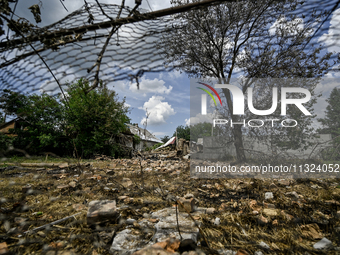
[318,8,340,53]
[185,113,215,126]
[129,77,173,94]
[139,96,175,126]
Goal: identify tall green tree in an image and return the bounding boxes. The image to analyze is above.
[64,79,130,158]
[0,90,65,154]
[318,87,340,136]
[164,0,338,162]
[173,125,190,140]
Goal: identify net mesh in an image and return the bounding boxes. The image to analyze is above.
[0,0,340,95]
[0,2,179,94]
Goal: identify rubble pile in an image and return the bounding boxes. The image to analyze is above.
[0,153,340,254]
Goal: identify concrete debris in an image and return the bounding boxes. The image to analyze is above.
[313,237,333,250]
[87,200,119,227]
[178,197,196,213]
[264,192,274,200]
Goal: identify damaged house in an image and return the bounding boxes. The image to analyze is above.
[117,123,162,151]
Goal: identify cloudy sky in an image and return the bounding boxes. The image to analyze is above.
[7,0,340,139]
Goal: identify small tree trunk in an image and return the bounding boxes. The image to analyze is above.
[233,124,246,162]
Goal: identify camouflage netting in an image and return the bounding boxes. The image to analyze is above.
[0,0,340,96]
[0,2,175,94]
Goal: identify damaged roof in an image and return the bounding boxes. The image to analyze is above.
[126,124,162,143]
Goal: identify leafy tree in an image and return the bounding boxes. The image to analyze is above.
[0,90,65,155]
[173,125,190,140]
[318,87,340,136]
[318,87,340,160]
[190,122,213,142]
[164,0,338,162]
[0,79,130,158]
[160,135,170,143]
[64,79,130,158]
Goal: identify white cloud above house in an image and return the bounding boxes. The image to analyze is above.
[139,96,175,126]
[128,78,173,95]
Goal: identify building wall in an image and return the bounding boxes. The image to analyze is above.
[194,134,332,160]
[0,121,16,136]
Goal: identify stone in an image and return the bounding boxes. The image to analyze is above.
[87,200,119,226]
[301,224,323,239]
[264,192,273,200]
[285,191,300,199]
[259,241,270,249]
[22,185,32,194]
[281,210,294,221]
[278,179,290,186]
[126,218,137,225]
[178,198,196,213]
[184,193,195,199]
[313,237,333,250]
[206,208,215,214]
[235,250,249,255]
[122,178,133,188]
[0,242,9,254]
[57,184,69,191]
[258,215,268,224]
[263,208,278,217]
[68,181,76,188]
[155,238,181,253]
[214,217,221,225]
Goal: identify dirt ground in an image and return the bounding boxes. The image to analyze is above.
[1,153,340,255]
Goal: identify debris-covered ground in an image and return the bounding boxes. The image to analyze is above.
[1,151,340,255]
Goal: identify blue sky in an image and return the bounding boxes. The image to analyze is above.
[5,0,340,139]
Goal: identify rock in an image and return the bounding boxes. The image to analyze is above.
[264,192,273,200]
[214,217,221,225]
[258,215,268,224]
[184,193,195,199]
[87,200,119,226]
[263,208,278,217]
[111,229,141,254]
[0,242,9,254]
[152,208,200,242]
[281,210,294,221]
[22,185,32,194]
[301,224,323,239]
[259,241,270,249]
[122,177,133,188]
[178,197,196,213]
[69,181,76,188]
[285,191,299,199]
[206,208,216,214]
[126,218,137,225]
[57,184,69,191]
[278,179,290,186]
[313,237,333,250]
[235,250,249,255]
[155,238,181,253]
